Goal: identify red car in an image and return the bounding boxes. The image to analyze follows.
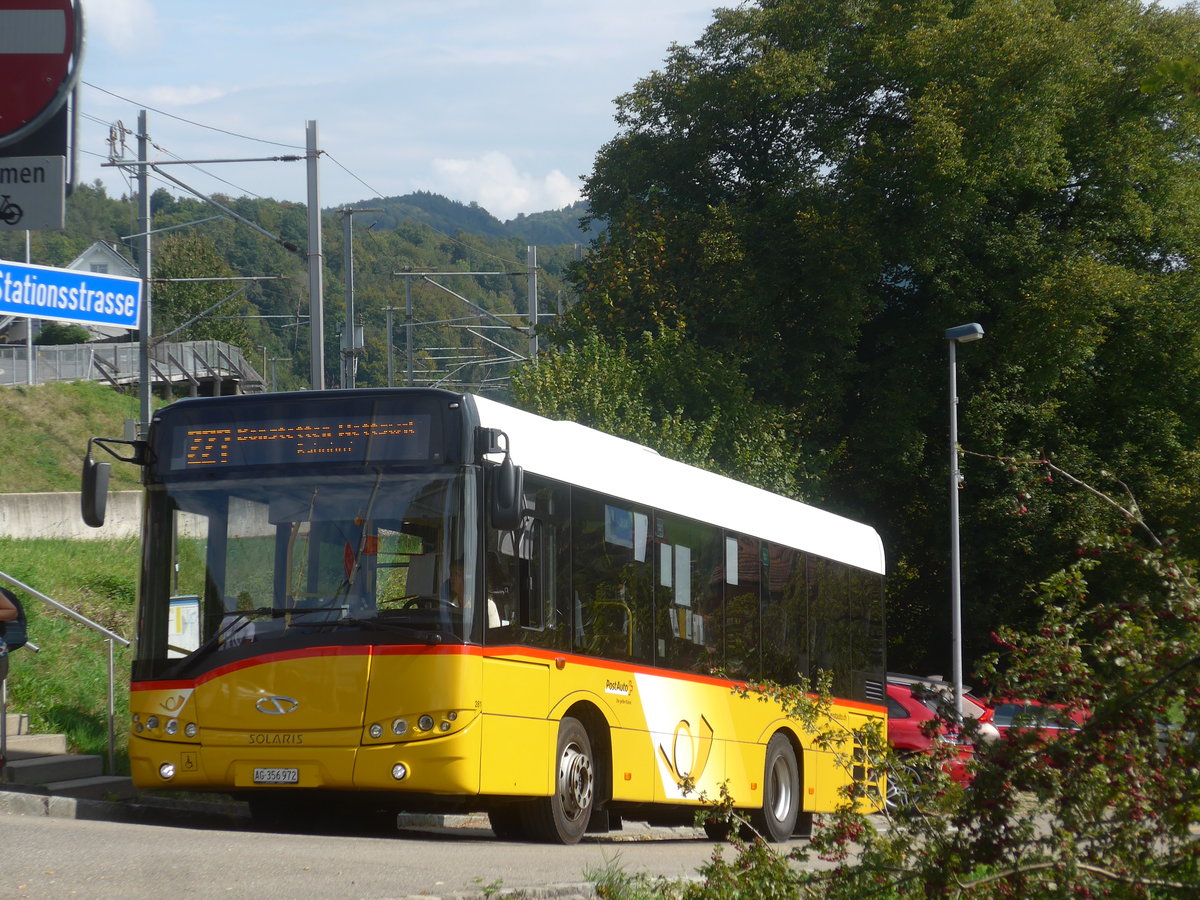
[991,699,1086,740]
[884,677,998,812]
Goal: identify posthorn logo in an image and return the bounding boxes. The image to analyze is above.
[255,695,299,715]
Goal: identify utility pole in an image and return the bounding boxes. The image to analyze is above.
[384,306,396,387]
[306,121,324,390]
[103,114,309,405]
[527,245,538,361]
[137,110,153,434]
[340,208,381,388]
[405,276,414,387]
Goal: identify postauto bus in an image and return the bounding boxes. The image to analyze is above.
[82,389,885,843]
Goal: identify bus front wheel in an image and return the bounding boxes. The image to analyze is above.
[751,734,800,842]
[526,716,594,844]
[488,803,527,840]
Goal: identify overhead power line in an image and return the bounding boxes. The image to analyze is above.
[83,81,304,150]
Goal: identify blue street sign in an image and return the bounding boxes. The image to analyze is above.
[0,258,141,329]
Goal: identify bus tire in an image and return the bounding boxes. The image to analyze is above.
[751,733,800,842]
[526,716,594,844]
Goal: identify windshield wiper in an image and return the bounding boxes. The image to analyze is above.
[170,606,349,673]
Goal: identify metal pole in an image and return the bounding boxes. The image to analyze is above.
[24,231,33,386]
[405,278,414,387]
[342,210,353,388]
[137,110,153,434]
[385,306,395,387]
[948,339,964,721]
[1,651,7,771]
[527,245,538,360]
[256,345,267,391]
[107,638,116,774]
[340,209,381,389]
[306,121,324,390]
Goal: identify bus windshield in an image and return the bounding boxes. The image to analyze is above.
[135,469,477,679]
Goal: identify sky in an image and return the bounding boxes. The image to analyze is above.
[75,1,722,221]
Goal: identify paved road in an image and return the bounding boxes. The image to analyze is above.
[2,808,830,899]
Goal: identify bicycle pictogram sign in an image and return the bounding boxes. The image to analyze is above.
[0,195,23,226]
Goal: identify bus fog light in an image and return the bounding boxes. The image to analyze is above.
[369,723,383,739]
[184,723,198,738]
[418,715,434,731]
[159,762,176,780]
[439,721,451,732]
[392,718,408,736]
[165,719,179,735]
[392,763,408,781]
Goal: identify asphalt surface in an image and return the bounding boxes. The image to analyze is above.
[0,787,720,900]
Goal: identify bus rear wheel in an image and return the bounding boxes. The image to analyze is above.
[751,734,800,842]
[525,716,594,844]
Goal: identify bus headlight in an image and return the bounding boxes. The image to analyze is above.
[165,719,179,735]
[369,723,383,739]
[184,723,198,738]
[391,718,409,736]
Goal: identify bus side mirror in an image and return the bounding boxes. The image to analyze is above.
[81,452,111,528]
[490,455,524,531]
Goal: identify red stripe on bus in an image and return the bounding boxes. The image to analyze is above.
[132,642,884,715]
[480,645,887,714]
[131,643,479,691]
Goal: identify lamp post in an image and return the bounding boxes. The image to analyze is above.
[945,322,985,721]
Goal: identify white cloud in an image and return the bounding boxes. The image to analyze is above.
[421,152,581,220]
[141,85,228,107]
[84,0,160,53]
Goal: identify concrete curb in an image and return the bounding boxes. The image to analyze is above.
[0,786,250,828]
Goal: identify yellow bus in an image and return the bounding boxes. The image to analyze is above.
[83,388,886,843]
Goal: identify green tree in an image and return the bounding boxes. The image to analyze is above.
[807,502,1200,898]
[513,329,807,497]
[559,0,1200,673]
[152,233,253,352]
[34,321,91,345]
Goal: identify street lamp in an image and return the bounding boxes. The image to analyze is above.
[945,322,984,722]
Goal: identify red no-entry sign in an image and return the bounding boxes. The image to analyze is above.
[0,0,82,148]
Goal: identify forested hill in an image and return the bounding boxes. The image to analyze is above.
[0,182,586,396]
[350,193,598,247]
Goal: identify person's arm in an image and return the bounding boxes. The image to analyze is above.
[0,590,19,623]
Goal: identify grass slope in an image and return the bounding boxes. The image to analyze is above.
[1,382,149,767]
[0,382,146,492]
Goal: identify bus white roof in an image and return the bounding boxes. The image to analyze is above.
[471,396,885,575]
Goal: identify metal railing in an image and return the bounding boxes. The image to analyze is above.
[0,570,131,775]
[0,339,264,392]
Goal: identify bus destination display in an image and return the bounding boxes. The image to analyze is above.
[169,414,433,470]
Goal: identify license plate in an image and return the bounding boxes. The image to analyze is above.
[253,767,299,784]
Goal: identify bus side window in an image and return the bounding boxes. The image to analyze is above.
[517,519,547,630]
